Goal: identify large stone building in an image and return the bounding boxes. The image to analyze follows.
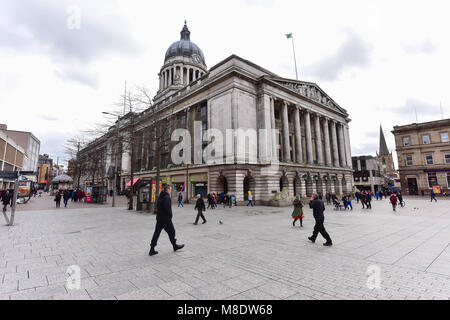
[392,118,450,195]
[78,23,354,205]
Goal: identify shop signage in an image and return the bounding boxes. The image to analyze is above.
[0,171,18,179]
[204,175,208,181]
[190,176,194,182]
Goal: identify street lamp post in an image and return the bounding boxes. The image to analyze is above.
[103,112,120,208]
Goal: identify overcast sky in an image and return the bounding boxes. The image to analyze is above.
[1,0,449,167]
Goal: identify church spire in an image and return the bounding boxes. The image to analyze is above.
[180,20,190,41]
[379,125,389,156]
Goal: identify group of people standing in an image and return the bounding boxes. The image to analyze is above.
[53,189,85,208]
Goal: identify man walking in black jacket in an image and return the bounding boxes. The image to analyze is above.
[149,184,184,256]
[194,194,207,225]
[308,193,333,246]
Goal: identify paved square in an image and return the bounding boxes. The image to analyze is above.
[1,196,449,300]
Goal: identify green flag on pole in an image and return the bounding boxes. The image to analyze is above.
[286,33,292,39]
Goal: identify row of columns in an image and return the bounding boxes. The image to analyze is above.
[271,97,352,168]
[159,65,205,90]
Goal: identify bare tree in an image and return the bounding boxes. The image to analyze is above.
[64,136,87,188]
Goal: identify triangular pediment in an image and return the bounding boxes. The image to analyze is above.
[271,78,347,115]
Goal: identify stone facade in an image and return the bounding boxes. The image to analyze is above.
[78,23,354,205]
[392,118,450,195]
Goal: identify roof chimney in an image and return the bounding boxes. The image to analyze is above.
[0,124,7,131]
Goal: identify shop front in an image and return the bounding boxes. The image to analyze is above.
[189,173,208,198]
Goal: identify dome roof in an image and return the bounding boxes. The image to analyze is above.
[164,22,205,65]
[51,174,73,183]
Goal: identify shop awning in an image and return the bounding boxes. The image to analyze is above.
[126,178,140,187]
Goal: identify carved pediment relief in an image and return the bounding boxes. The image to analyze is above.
[272,79,346,114]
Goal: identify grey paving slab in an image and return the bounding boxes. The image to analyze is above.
[1,197,449,300]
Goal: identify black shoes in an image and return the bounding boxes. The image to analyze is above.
[308,237,315,243]
[323,242,333,246]
[202,221,207,224]
[173,243,185,252]
[149,246,158,256]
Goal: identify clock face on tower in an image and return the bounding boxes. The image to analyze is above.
[192,54,201,64]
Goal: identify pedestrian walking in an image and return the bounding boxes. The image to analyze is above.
[247,191,254,207]
[292,195,304,227]
[365,192,372,209]
[194,194,207,225]
[344,194,353,210]
[390,193,398,211]
[308,193,333,246]
[54,192,62,208]
[2,190,10,214]
[326,192,331,205]
[149,184,184,256]
[397,192,404,207]
[431,190,437,202]
[355,191,360,204]
[177,192,183,207]
[63,190,71,208]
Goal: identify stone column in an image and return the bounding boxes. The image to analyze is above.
[314,113,324,165]
[330,120,339,167]
[180,66,184,85]
[338,123,346,167]
[344,124,352,168]
[270,97,278,162]
[304,110,313,164]
[323,117,332,166]
[282,101,291,162]
[294,106,302,163]
[168,68,172,86]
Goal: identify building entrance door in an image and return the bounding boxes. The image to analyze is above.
[407,178,418,195]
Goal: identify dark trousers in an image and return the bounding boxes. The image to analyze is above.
[195,210,206,224]
[64,199,68,207]
[150,220,176,247]
[56,201,61,208]
[2,204,7,212]
[311,218,332,243]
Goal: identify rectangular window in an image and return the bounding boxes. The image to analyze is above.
[425,154,433,165]
[441,132,449,143]
[422,134,430,145]
[447,173,450,188]
[445,153,450,164]
[427,173,438,188]
[406,155,413,166]
[403,136,410,146]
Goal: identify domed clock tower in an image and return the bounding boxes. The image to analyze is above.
[154,21,207,103]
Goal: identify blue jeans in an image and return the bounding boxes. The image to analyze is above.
[178,200,183,207]
[345,201,353,210]
[247,200,253,207]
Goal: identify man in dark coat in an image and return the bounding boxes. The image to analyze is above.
[365,192,372,209]
[194,194,207,225]
[63,190,71,207]
[54,192,62,208]
[2,190,11,213]
[308,193,333,246]
[149,184,184,256]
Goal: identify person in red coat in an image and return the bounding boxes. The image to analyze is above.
[390,193,398,212]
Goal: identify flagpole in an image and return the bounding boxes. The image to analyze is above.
[291,34,299,80]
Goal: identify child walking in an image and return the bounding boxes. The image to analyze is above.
[292,195,304,227]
